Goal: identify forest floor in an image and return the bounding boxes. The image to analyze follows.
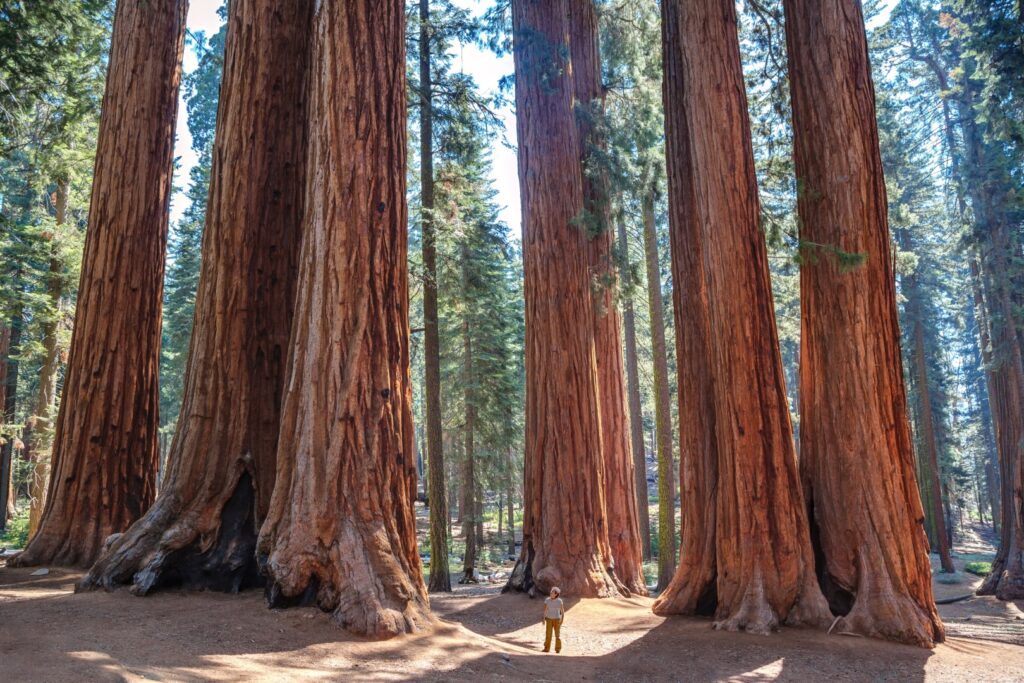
[2,518,1021,681]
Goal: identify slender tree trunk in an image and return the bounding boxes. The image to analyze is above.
[12,0,187,569]
[420,0,451,594]
[783,0,943,646]
[25,181,70,541]
[640,184,675,592]
[461,279,477,582]
[617,212,651,562]
[80,0,311,593]
[897,229,955,573]
[507,451,516,557]
[504,0,623,599]
[654,0,829,635]
[0,316,15,527]
[256,0,429,638]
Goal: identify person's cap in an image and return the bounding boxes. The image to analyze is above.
[551,586,561,595]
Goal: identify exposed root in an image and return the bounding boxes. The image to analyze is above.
[712,572,778,636]
[260,520,432,639]
[78,472,262,595]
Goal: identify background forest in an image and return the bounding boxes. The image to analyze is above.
[1,0,1021,606]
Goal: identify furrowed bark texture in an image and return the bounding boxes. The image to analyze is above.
[256,0,429,638]
[505,0,624,599]
[654,0,829,634]
[617,214,651,561]
[79,0,311,595]
[420,0,451,594]
[570,0,645,596]
[11,0,187,568]
[784,0,944,647]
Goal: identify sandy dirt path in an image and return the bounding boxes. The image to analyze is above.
[1,566,1022,682]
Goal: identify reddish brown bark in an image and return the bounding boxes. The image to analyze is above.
[79,0,311,594]
[653,0,829,634]
[505,0,623,599]
[570,0,645,596]
[783,0,943,646]
[11,0,187,568]
[255,0,429,638]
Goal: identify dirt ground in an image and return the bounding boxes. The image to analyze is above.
[1,564,1023,682]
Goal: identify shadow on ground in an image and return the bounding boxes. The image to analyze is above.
[2,565,1021,682]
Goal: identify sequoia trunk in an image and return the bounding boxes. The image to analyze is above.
[256,0,429,638]
[79,0,311,594]
[505,0,623,599]
[654,0,829,634]
[11,0,187,568]
[570,0,645,596]
[783,0,944,646]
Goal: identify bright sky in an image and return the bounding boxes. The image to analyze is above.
[169,0,520,234]
[170,0,897,236]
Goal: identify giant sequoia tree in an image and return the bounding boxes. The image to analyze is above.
[80,0,312,594]
[255,0,429,638]
[570,0,645,597]
[11,0,187,568]
[505,0,625,598]
[653,0,829,634]
[784,0,944,647]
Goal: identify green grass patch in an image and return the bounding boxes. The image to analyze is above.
[0,506,29,550]
[964,561,992,576]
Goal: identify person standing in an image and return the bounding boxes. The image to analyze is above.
[542,587,564,653]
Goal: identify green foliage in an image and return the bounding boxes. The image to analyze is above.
[159,12,227,431]
[964,561,992,576]
[0,504,29,549]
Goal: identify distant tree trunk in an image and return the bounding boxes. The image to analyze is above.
[617,213,651,562]
[505,0,624,599]
[951,76,1024,601]
[783,0,943,646]
[897,229,955,573]
[654,0,829,634]
[11,0,187,569]
[640,184,674,592]
[420,0,451,594]
[497,492,503,536]
[24,180,69,541]
[79,0,311,593]
[507,453,516,557]
[569,0,645,596]
[256,0,429,638]
[0,315,16,527]
[461,280,478,582]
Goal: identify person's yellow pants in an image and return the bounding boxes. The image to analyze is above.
[543,617,562,652]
